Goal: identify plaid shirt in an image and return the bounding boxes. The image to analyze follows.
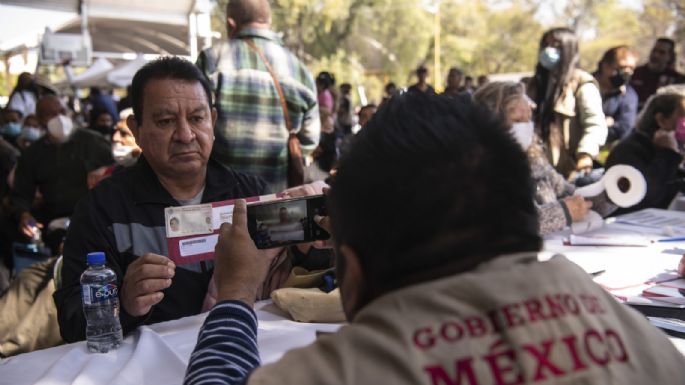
[204,28,320,192]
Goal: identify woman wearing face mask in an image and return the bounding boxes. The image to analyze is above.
[594,46,639,145]
[606,86,685,215]
[474,81,617,235]
[1,109,23,147]
[528,28,607,178]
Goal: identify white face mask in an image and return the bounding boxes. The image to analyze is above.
[112,142,138,167]
[510,121,535,150]
[46,114,74,143]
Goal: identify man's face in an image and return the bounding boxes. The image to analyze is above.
[37,98,65,129]
[649,41,673,72]
[616,55,637,76]
[358,107,377,127]
[279,208,289,223]
[447,72,462,89]
[130,78,216,180]
[417,69,428,82]
[95,113,113,128]
[112,123,138,148]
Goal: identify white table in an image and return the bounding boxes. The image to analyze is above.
[541,214,685,354]
[4,210,685,384]
[0,301,342,385]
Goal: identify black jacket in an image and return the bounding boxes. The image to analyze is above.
[11,129,113,223]
[53,156,269,342]
[605,132,684,216]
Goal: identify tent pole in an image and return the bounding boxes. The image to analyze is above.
[189,13,198,61]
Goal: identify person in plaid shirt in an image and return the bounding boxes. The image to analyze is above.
[199,0,320,192]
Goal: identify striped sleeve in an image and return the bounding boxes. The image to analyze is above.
[184,301,260,385]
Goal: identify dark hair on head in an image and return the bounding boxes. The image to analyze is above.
[416,65,428,75]
[449,67,463,76]
[597,45,636,73]
[226,0,271,26]
[385,82,397,92]
[358,104,377,114]
[316,72,335,89]
[130,56,212,123]
[532,27,579,138]
[329,92,541,297]
[635,87,685,138]
[655,37,676,69]
[90,109,112,126]
[2,108,22,119]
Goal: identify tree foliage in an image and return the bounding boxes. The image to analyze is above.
[211,0,684,104]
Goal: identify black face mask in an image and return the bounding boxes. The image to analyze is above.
[609,70,631,89]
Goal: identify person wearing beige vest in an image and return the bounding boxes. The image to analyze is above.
[528,27,608,178]
[185,93,685,385]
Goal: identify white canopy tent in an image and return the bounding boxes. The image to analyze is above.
[106,54,147,88]
[54,54,146,89]
[63,57,113,88]
[1,0,215,62]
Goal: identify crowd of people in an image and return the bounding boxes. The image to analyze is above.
[0,0,685,382]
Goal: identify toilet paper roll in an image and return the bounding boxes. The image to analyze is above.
[574,165,647,208]
[571,210,604,234]
[574,180,605,198]
[603,165,647,208]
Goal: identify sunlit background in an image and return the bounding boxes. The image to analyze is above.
[0,0,683,104]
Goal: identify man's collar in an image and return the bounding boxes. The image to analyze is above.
[203,157,241,202]
[235,28,282,44]
[130,156,239,206]
[130,155,177,206]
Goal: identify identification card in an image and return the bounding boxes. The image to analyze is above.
[164,204,214,238]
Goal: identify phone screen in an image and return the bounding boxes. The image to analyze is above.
[246,195,329,249]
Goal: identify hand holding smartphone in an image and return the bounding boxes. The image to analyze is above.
[246,195,330,249]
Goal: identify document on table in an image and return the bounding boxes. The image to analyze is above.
[616,209,685,233]
[642,279,685,305]
[566,233,650,247]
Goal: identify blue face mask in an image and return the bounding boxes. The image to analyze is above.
[539,47,561,70]
[21,126,43,142]
[1,122,21,137]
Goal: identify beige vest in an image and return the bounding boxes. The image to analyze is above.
[249,254,685,385]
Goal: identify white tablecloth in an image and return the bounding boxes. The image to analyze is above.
[4,212,685,384]
[0,302,342,385]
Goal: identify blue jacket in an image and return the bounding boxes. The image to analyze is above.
[602,86,638,143]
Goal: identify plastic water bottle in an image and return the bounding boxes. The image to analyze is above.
[80,252,123,353]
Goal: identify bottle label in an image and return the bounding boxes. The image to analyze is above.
[82,283,118,305]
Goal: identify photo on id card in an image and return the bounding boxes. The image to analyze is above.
[164,204,214,238]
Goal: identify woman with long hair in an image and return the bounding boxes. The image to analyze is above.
[528,27,607,178]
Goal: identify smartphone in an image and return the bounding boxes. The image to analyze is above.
[246,195,329,249]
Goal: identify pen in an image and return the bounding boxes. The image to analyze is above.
[656,237,685,243]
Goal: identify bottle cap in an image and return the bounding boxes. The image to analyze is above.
[86,252,106,265]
